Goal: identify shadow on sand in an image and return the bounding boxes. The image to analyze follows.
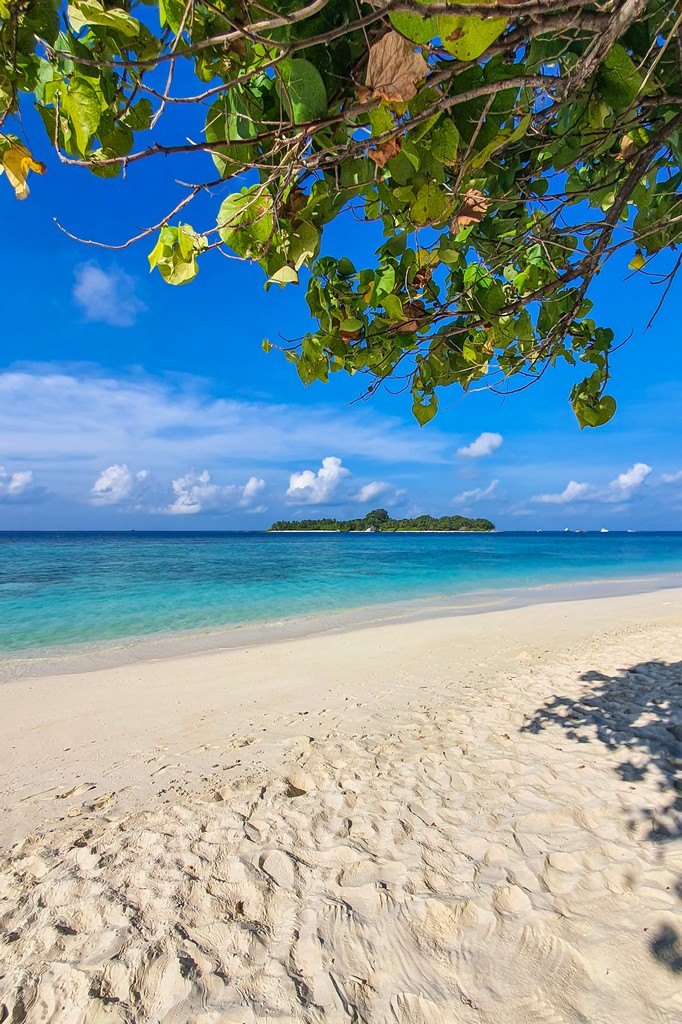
[523,658,682,974]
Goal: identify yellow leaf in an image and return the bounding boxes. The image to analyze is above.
[628,251,646,271]
[0,136,46,200]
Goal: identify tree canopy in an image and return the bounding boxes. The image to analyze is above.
[269,508,495,530]
[1,1,680,426]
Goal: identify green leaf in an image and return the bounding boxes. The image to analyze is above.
[410,183,448,226]
[88,152,121,178]
[288,221,320,270]
[262,338,273,353]
[62,76,102,155]
[339,317,363,334]
[337,257,356,276]
[97,122,133,158]
[372,264,396,303]
[205,97,251,179]
[471,113,531,169]
[438,13,508,61]
[570,373,617,429]
[158,0,186,33]
[267,265,299,288]
[68,0,140,37]
[598,43,642,110]
[277,59,327,125]
[147,224,202,286]
[430,119,459,166]
[412,393,438,425]
[389,12,438,45]
[383,293,405,320]
[217,186,274,259]
[121,99,153,133]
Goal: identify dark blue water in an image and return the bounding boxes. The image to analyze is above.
[1,531,681,654]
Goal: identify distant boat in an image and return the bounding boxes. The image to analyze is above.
[600,528,609,533]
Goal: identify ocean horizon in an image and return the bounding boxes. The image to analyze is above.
[2,530,682,665]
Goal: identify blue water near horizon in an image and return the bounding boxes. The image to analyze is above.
[1,531,682,656]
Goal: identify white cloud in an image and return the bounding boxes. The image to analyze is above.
[533,480,592,505]
[662,470,682,484]
[167,470,266,515]
[73,264,146,327]
[90,464,264,515]
[0,466,43,503]
[0,368,448,478]
[533,463,653,505]
[610,462,652,493]
[354,481,391,503]
[286,456,350,505]
[242,476,266,501]
[352,480,407,506]
[453,479,499,505]
[91,464,151,505]
[168,470,215,515]
[457,432,503,458]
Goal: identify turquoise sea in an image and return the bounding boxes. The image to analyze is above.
[1,531,682,663]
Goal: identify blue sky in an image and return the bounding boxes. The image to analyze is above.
[2,102,682,530]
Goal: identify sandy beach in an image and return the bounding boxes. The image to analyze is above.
[1,588,681,1022]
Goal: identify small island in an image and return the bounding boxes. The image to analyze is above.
[269,508,494,533]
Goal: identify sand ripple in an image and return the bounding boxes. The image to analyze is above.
[1,620,681,1022]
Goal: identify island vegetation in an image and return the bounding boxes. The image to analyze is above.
[269,508,494,532]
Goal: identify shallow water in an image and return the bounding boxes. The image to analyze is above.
[2,531,682,661]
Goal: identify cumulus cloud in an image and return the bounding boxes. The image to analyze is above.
[91,464,151,505]
[354,481,391,503]
[90,464,264,515]
[533,463,652,505]
[662,470,682,484]
[286,456,350,505]
[242,476,266,501]
[167,471,265,515]
[73,264,146,327]
[457,432,503,458]
[533,480,592,505]
[0,466,45,503]
[610,462,652,493]
[453,479,499,505]
[353,480,406,506]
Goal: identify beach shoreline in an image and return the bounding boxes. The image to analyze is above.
[2,568,682,683]
[1,588,681,1021]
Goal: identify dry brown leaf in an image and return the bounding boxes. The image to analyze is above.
[413,264,435,288]
[365,31,429,104]
[617,135,637,161]
[0,136,46,200]
[451,189,490,233]
[368,135,401,168]
[395,299,426,334]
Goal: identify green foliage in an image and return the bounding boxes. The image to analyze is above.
[2,1,682,427]
[277,58,327,124]
[269,509,494,532]
[148,224,206,285]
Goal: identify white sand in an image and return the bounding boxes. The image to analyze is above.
[1,589,681,1023]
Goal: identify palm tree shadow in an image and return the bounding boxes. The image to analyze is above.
[522,658,682,974]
